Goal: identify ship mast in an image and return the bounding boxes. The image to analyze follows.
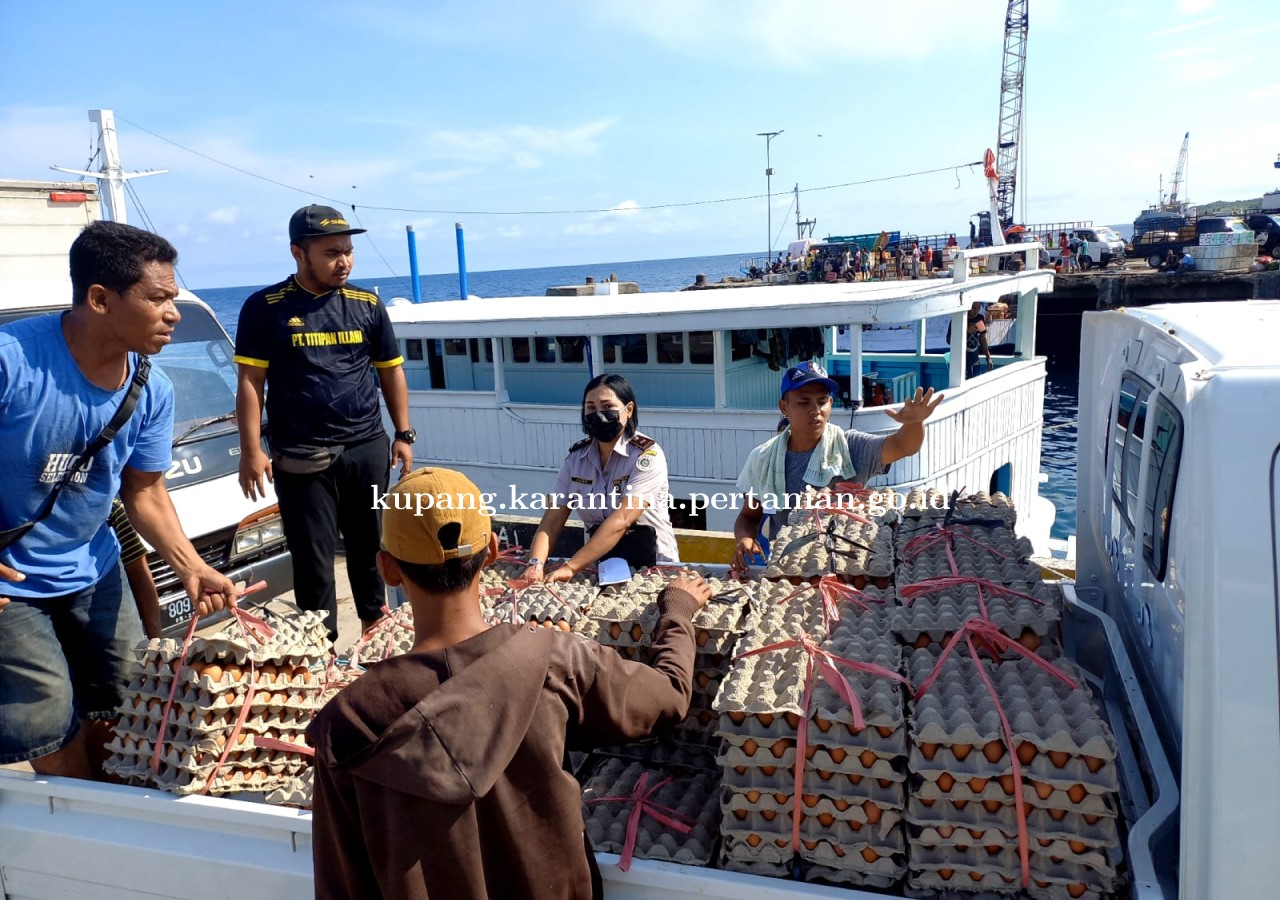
[50,109,166,225]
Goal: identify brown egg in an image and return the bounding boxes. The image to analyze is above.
[951,742,973,760]
[857,749,876,768]
[760,766,776,776]
[913,634,932,649]
[147,698,162,714]
[848,774,863,785]
[847,820,863,832]
[863,801,882,823]
[1049,808,1068,821]
[802,838,817,851]
[936,772,955,792]
[919,798,935,808]
[953,800,969,810]
[967,829,983,840]
[1016,741,1038,765]
[784,712,800,729]
[1032,781,1054,800]
[1083,754,1106,773]
[214,734,226,748]
[733,765,746,776]
[741,738,758,756]
[754,712,774,728]
[828,748,847,764]
[998,774,1016,795]
[937,825,954,839]
[732,809,747,821]
[876,725,894,739]
[804,745,817,760]
[984,844,1002,855]
[968,871,984,883]
[629,624,644,642]
[745,834,762,848]
[919,741,939,760]
[982,740,1006,763]
[773,792,787,804]
[770,739,791,759]
[831,844,846,858]
[860,847,879,863]
[877,778,892,789]
[608,623,623,640]
[257,691,274,705]
[1067,784,1087,804]
[760,809,776,822]
[1083,813,1100,825]
[1069,839,1088,854]
[938,868,954,881]
[1017,629,1042,651]
[982,799,1002,813]
[833,798,850,811]
[968,777,988,792]
[800,793,819,808]
[224,664,243,683]
[1037,837,1052,848]
[727,711,746,725]
[1067,884,1087,899]
[813,716,831,733]
[1049,750,1071,768]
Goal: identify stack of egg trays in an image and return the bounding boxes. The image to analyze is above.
[265,768,313,809]
[352,603,417,665]
[764,512,895,586]
[576,570,758,743]
[580,756,721,869]
[905,647,1123,899]
[104,608,329,798]
[713,585,907,887]
[489,579,598,631]
[894,524,1037,582]
[897,489,1019,530]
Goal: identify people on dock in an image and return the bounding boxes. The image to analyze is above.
[1160,249,1180,273]
[524,374,679,580]
[0,221,235,780]
[730,361,942,573]
[233,205,414,644]
[1179,249,1197,273]
[307,466,711,900]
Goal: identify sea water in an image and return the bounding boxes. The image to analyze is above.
[195,252,1078,540]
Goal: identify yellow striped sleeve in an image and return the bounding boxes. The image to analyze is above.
[109,499,149,566]
[372,356,404,369]
[233,355,270,368]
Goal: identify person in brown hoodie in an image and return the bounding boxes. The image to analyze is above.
[306,467,710,900]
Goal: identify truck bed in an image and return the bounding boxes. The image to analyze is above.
[0,587,1178,900]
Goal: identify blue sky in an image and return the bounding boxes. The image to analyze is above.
[3,0,1277,288]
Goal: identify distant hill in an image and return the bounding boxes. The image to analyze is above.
[1196,197,1263,214]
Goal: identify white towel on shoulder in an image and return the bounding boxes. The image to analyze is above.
[736,422,854,504]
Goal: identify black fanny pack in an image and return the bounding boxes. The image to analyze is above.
[0,357,151,553]
[272,445,344,475]
[589,523,658,569]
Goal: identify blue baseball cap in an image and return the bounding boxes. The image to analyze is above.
[780,361,839,398]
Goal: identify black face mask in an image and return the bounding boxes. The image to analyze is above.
[584,408,624,442]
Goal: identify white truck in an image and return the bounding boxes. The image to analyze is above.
[6,299,1280,897]
[1072,227,1127,269]
[0,178,293,634]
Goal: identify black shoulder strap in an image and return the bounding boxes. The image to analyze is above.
[7,356,151,538]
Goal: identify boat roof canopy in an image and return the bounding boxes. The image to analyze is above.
[388,270,1051,339]
[1117,300,1280,370]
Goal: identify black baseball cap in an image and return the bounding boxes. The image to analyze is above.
[289,205,366,243]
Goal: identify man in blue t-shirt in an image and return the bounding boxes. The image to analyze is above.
[0,221,237,780]
[731,361,943,573]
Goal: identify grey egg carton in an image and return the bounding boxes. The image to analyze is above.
[264,769,312,808]
[910,739,1119,794]
[352,606,416,664]
[898,489,1018,528]
[116,694,314,733]
[589,571,756,652]
[137,639,326,671]
[910,839,1123,883]
[908,816,1121,853]
[799,860,901,891]
[580,757,720,868]
[586,738,718,775]
[894,522,1033,560]
[796,836,906,883]
[907,648,1119,762]
[719,838,792,875]
[716,711,905,759]
[912,777,1115,819]
[763,518,894,581]
[181,605,330,660]
[894,582,1062,650]
[905,791,1119,837]
[130,654,325,698]
[744,581,835,643]
[118,675,326,716]
[114,709,310,745]
[785,485,902,524]
[111,760,310,797]
[722,805,905,854]
[721,784,903,829]
[718,742,906,784]
[896,545,1045,587]
[488,590,582,630]
[721,763,907,811]
[104,734,308,779]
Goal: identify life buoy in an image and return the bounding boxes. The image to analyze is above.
[983,148,997,181]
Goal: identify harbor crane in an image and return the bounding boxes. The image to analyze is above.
[1166,131,1189,207]
[993,0,1029,229]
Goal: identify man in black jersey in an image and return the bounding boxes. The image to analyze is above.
[233,205,414,642]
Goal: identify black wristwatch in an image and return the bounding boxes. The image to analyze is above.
[394,428,417,445]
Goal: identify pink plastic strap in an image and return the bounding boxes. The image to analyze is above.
[584,772,695,871]
[152,612,199,774]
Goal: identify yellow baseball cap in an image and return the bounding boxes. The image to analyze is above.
[380,467,491,565]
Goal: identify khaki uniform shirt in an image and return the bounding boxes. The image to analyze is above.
[552,431,679,563]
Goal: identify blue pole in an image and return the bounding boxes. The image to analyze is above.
[406,225,422,303]
[455,222,469,300]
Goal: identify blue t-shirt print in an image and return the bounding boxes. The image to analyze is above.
[0,313,175,597]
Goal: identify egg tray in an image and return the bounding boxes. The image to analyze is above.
[785,485,902,523]
[351,605,417,664]
[104,735,309,777]
[671,709,721,746]
[177,605,330,661]
[580,757,721,868]
[722,784,901,826]
[908,815,1121,853]
[763,519,894,581]
[894,585,1062,651]
[907,846,1121,897]
[894,522,1033,558]
[114,710,311,745]
[596,571,756,648]
[713,622,905,735]
[909,838,1123,883]
[910,742,1119,795]
[718,841,792,877]
[745,582,840,643]
[721,816,906,881]
[488,592,582,630]
[907,649,1119,763]
[897,489,1018,529]
[137,638,326,671]
[117,695,314,733]
[717,741,906,783]
[112,762,310,797]
[722,766,906,811]
[722,804,904,853]
[264,770,312,809]
[895,548,1045,589]
[128,657,324,698]
[905,793,1119,840]
[799,859,902,891]
[584,738,719,777]
[911,777,1115,819]
[118,675,326,714]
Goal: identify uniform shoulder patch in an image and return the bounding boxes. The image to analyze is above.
[628,434,656,451]
[569,437,592,453]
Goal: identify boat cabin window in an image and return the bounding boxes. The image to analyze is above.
[444,339,466,356]
[1111,373,1152,531]
[657,332,684,364]
[731,331,756,361]
[604,334,648,364]
[510,337,531,364]
[557,336,585,363]
[1142,398,1183,581]
[405,339,424,361]
[534,336,556,363]
[690,331,714,364]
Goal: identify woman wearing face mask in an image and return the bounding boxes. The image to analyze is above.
[523,374,678,582]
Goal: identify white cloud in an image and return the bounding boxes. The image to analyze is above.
[427,118,619,170]
[498,225,524,239]
[563,199,690,237]
[1176,0,1215,14]
[207,206,239,224]
[1153,15,1222,38]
